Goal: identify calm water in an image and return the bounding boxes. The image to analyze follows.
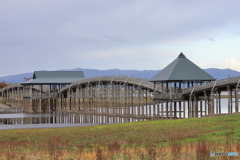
[0,98,233,130]
[0,111,109,129]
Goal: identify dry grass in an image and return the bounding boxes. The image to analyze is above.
[0,114,240,159]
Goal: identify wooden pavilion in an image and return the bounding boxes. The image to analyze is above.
[150,52,215,118]
[21,71,85,112]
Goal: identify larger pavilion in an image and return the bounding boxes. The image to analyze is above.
[150,52,215,118]
[150,52,215,95]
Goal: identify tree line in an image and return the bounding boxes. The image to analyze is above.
[0,81,8,89]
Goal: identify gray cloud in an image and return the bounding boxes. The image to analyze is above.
[1,0,240,76]
[206,37,215,41]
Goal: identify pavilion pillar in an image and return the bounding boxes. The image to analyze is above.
[169,82,172,119]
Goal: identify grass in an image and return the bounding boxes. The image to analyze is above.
[0,114,240,159]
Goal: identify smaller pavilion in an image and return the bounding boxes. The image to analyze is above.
[150,52,215,118]
[21,71,85,113]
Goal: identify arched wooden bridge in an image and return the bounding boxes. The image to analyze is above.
[1,76,240,123]
[0,76,162,123]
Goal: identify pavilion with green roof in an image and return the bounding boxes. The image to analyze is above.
[150,52,215,84]
[150,52,215,119]
[20,71,85,113]
[21,71,85,85]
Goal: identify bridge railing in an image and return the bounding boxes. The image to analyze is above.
[183,76,240,94]
[60,76,163,93]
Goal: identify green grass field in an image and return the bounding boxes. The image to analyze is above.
[0,114,240,159]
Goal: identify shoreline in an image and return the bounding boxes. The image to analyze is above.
[0,123,109,130]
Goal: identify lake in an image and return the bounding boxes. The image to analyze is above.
[0,98,233,129]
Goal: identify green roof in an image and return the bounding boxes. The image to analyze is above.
[21,71,85,85]
[150,53,215,82]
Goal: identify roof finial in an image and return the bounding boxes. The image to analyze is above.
[178,52,186,58]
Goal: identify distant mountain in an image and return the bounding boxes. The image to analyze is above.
[205,68,240,80]
[61,68,159,80]
[0,68,239,84]
[0,72,33,84]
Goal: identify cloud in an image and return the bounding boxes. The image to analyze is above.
[225,57,240,70]
[1,0,240,76]
[199,57,240,71]
[206,37,215,41]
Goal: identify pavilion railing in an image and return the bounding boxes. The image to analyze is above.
[23,93,59,98]
[153,93,185,100]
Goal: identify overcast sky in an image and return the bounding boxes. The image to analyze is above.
[1,0,240,76]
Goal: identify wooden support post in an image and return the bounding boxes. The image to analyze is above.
[169,82,172,119]
[75,87,79,112]
[174,101,177,119]
[189,97,192,118]
[166,101,169,119]
[211,90,214,115]
[235,87,239,113]
[204,91,207,116]
[29,85,33,113]
[218,91,221,114]
[227,86,232,114]
[179,101,181,119]
[183,100,186,118]
[194,95,197,117]
[216,89,219,114]
[161,101,164,119]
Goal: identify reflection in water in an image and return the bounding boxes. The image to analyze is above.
[0,99,231,125]
[0,112,88,125]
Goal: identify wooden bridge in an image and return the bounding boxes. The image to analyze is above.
[0,76,163,123]
[0,75,240,123]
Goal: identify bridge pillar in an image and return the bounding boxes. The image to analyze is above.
[215,90,219,114]
[66,89,70,111]
[235,86,239,113]
[209,90,214,115]
[203,91,207,116]
[75,87,79,112]
[227,86,233,114]
[169,101,172,119]
[188,97,192,118]
[217,90,221,114]
[28,86,33,113]
[192,96,195,118]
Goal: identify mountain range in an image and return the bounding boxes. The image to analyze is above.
[0,68,239,84]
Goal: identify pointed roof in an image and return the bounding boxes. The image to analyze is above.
[21,71,85,85]
[150,53,215,82]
